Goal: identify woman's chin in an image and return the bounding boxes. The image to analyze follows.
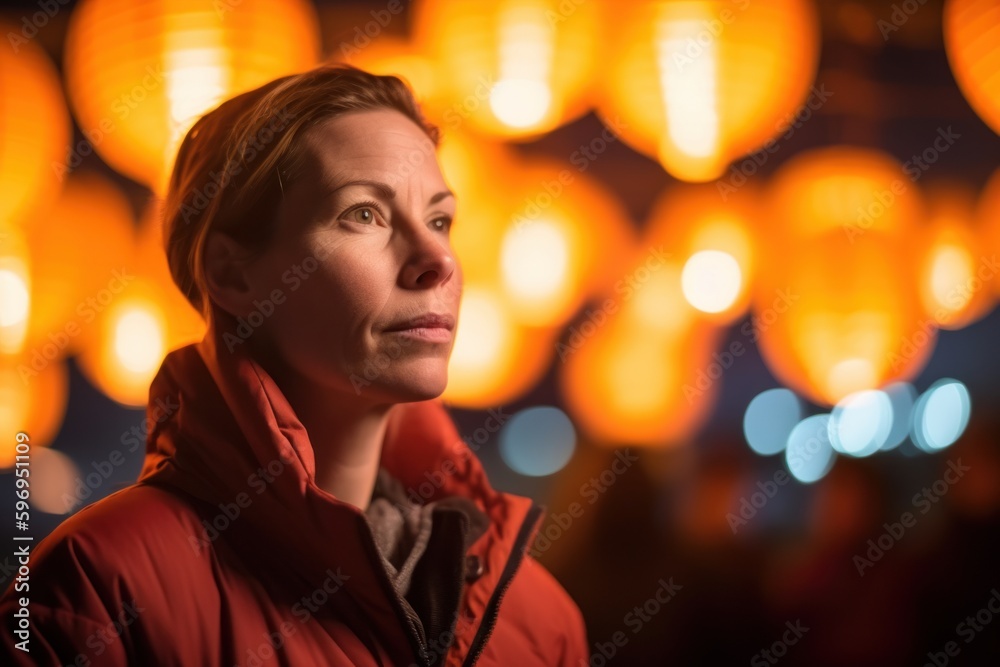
[368,366,450,404]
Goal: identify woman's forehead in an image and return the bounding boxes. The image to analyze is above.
[303,110,436,164]
[293,111,446,197]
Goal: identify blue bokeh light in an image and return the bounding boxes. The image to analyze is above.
[499,406,577,477]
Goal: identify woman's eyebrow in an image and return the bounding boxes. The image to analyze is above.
[327,178,455,205]
[428,189,456,205]
[325,178,395,200]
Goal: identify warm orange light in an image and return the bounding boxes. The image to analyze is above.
[558,312,722,447]
[0,356,69,467]
[444,283,558,408]
[597,0,820,182]
[944,0,1000,136]
[76,279,170,406]
[452,154,636,328]
[63,0,320,191]
[768,148,924,238]
[442,132,520,291]
[917,184,995,329]
[492,159,636,327]
[0,225,31,355]
[619,254,698,339]
[977,167,1000,299]
[333,36,444,118]
[23,173,135,356]
[412,0,600,138]
[757,148,931,406]
[28,447,81,515]
[644,183,760,323]
[137,201,207,351]
[436,129,517,208]
[0,21,70,228]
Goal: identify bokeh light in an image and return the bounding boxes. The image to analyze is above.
[560,311,723,447]
[643,183,759,324]
[63,0,320,191]
[976,167,1000,299]
[682,250,743,314]
[828,389,893,457]
[0,225,31,355]
[0,357,69,466]
[917,184,994,329]
[785,414,837,484]
[743,388,803,456]
[412,0,599,138]
[597,0,819,181]
[882,382,918,451]
[911,378,972,452]
[495,159,636,328]
[499,406,576,477]
[0,20,70,228]
[28,447,81,515]
[756,147,932,405]
[944,0,1000,136]
[76,280,170,407]
[24,172,136,355]
[444,284,558,408]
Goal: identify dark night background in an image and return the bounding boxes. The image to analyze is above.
[2,1,999,665]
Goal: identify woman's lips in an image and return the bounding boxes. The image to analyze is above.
[384,326,453,343]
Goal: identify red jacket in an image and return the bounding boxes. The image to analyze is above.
[1,322,589,666]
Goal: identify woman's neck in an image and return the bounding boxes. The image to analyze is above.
[294,394,392,511]
[253,348,395,510]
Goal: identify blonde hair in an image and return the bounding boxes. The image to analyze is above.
[161,64,440,322]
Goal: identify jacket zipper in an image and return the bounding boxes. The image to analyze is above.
[356,520,433,667]
[461,504,544,667]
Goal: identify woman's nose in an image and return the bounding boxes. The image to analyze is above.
[400,225,457,289]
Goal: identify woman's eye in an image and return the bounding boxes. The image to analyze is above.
[345,204,379,225]
[432,216,453,232]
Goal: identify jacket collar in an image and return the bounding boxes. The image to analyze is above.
[137,306,537,663]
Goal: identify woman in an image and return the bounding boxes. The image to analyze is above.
[0,65,588,666]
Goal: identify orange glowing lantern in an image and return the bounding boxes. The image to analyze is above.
[558,311,722,447]
[137,201,207,351]
[757,147,932,406]
[615,250,699,340]
[0,224,31,355]
[29,447,82,515]
[412,0,600,138]
[76,277,172,406]
[644,183,760,324]
[63,0,320,192]
[437,128,519,205]
[334,36,445,118]
[488,159,636,327]
[0,356,69,467]
[944,0,1000,136]
[596,0,820,182]
[977,167,1000,298]
[765,147,920,238]
[442,132,521,292]
[24,172,135,356]
[444,282,559,408]
[917,183,995,329]
[0,21,70,228]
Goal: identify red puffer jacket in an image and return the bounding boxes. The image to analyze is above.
[0,321,589,666]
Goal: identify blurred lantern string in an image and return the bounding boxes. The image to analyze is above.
[0,0,998,507]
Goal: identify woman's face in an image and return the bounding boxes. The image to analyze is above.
[235,108,461,405]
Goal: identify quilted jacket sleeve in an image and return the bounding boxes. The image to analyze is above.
[0,532,135,666]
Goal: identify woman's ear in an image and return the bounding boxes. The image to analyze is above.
[203,231,255,318]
